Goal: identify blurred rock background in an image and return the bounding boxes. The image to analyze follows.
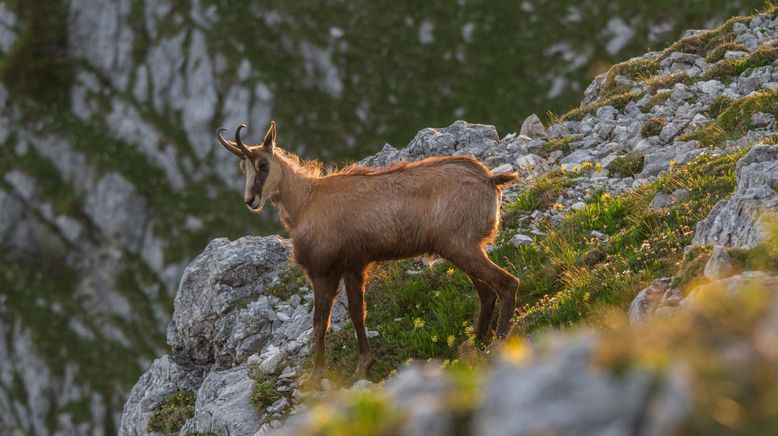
[0,0,765,434]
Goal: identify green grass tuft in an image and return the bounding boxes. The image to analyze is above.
[325,259,481,381]
[641,92,672,113]
[300,391,405,436]
[607,152,645,177]
[708,95,734,118]
[705,42,749,63]
[644,72,690,95]
[251,381,282,409]
[702,45,778,82]
[147,391,196,435]
[503,170,573,217]
[671,244,713,287]
[265,267,308,301]
[680,89,778,146]
[603,57,660,92]
[538,136,579,158]
[559,91,644,122]
[640,117,666,138]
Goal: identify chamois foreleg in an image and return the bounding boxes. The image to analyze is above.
[344,269,375,378]
[445,248,519,339]
[308,274,340,385]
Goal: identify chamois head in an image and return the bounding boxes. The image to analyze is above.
[217,121,282,213]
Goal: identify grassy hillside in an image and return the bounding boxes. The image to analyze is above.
[323,150,744,380]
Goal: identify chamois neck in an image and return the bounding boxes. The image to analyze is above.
[274,153,313,228]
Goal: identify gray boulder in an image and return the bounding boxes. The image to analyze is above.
[359,120,500,165]
[179,365,262,436]
[385,363,455,436]
[514,154,549,179]
[628,278,672,324]
[167,236,292,367]
[704,246,734,280]
[119,355,204,436]
[648,192,673,210]
[472,338,686,436]
[520,114,546,139]
[693,145,778,248]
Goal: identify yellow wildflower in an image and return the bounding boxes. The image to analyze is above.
[502,337,532,365]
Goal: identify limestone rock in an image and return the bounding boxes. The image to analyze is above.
[360,120,500,164]
[119,355,204,436]
[693,145,778,248]
[510,234,533,246]
[649,192,673,210]
[628,278,672,324]
[167,236,293,367]
[515,154,549,179]
[704,246,734,281]
[179,366,262,436]
[520,114,546,139]
[472,340,677,436]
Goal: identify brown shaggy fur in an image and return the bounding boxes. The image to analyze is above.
[220,122,520,382]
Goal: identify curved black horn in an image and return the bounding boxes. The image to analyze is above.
[234,124,254,157]
[217,128,244,158]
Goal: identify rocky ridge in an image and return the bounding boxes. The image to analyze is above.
[121,9,778,435]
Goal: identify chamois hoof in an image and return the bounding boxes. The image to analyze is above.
[355,354,375,379]
[302,367,325,390]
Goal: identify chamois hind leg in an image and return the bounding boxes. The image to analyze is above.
[344,269,375,379]
[307,274,340,386]
[445,247,519,339]
[469,277,498,342]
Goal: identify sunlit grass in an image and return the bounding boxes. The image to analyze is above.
[680,89,778,146]
[323,150,744,381]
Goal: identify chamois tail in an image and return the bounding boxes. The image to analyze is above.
[491,172,520,187]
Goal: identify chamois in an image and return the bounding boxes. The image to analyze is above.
[217,121,520,382]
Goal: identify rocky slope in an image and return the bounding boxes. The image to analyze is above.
[120,7,778,435]
[0,0,770,434]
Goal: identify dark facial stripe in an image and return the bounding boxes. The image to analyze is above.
[253,159,270,195]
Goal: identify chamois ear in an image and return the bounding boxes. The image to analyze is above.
[262,121,276,151]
